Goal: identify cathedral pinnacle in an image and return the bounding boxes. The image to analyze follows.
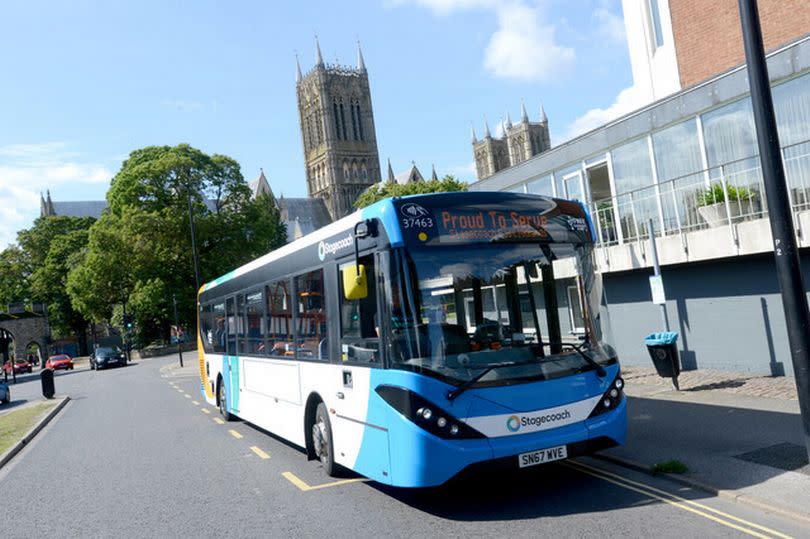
[521,99,529,123]
[484,118,491,139]
[505,110,512,129]
[315,36,324,66]
[295,52,303,83]
[471,124,478,144]
[357,40,366,72]
[387,158,395,182]
[540,102,548,124]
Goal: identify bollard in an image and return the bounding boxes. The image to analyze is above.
[41,368,55,399]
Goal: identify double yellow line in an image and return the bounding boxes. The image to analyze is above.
[565,460,792,539]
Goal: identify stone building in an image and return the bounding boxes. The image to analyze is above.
[472,103,551,180]
[296,39,382,220]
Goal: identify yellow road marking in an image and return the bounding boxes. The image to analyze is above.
[281,471,367,492]
[568,461,792,539]
[566,461,791,539]
[250,446,270,460]
[213,417,225,425]
[192,400,199,405]
[228,429,243,439]
[201,408,211,414]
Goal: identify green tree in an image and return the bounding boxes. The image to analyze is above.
[354,174,468,208]
[68,144,286,345]
[0,246,29,308]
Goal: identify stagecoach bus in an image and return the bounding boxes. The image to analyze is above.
[196,192,626,487]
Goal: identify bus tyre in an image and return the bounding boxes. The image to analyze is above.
[218,379,233,422]
[312,403,336,476]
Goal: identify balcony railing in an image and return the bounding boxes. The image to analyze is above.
[588,140,810,248]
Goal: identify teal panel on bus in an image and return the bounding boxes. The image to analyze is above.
[229,356,240,412]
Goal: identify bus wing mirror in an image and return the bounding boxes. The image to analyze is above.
[343,265,368,300]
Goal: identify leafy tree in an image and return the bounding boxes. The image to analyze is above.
[0,246,29,307]
[354,174,467,208]
[68,144,287,344]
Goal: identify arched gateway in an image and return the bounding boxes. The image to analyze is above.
[0,310,50,368]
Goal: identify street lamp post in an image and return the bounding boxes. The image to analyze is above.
[739,0,810,462]
[186,184,201,293]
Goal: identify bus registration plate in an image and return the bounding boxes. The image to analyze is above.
[518,445,568,468]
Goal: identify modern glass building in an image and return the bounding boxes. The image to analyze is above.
[471,36,810,376]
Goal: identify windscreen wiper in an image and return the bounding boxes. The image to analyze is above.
[446,360,536,401]
[568,341,606,377]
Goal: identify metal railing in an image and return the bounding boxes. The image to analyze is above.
[588,140,810,248]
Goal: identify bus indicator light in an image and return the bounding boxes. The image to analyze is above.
[437,417,447,427]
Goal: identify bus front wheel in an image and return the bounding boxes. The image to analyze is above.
[218,377,233,422]
[312,403,336,476]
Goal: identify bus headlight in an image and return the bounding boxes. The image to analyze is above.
[375,385,485,440]
[588,372,625,419]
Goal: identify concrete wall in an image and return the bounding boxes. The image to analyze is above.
[605,251,810,376]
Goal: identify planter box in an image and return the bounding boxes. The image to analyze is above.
[697,199,761,227]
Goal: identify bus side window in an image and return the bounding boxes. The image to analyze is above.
[212,302,226,353]
[266,280,293,358]
[243,290,265,355]
[200,303,213,353]
[294,269,327,360]
[339,255,379,363]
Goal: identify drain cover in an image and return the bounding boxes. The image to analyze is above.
[735,442,809,474]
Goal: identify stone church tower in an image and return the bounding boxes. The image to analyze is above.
[472,102,551,180]
[296,39,382,220]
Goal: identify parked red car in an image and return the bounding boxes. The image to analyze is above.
[3,358,33,374]
[46,354,74,371]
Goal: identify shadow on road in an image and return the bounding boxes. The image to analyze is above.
[0,398,30,413]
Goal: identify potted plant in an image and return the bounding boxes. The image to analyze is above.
[697,184,758,227]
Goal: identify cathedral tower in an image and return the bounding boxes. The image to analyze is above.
[296,39,382,220]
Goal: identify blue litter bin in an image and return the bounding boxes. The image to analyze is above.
[644,332,680,388]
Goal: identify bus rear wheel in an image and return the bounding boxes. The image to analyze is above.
[312,403,336,476]
[218,378,233,422]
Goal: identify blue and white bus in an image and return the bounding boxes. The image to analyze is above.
[196,192,626,487]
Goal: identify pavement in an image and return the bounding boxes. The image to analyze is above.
[0,355,807,537]
[606,365,810,524]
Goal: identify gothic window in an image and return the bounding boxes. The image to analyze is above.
[350,102,358,140]
[333,100,342,140]
[339,100,348,140]
[343,161,350,182]
[352,160,359,181]
[361,160,368,181]
[355,102,364,141]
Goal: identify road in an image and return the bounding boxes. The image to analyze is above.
[0,355,805,538]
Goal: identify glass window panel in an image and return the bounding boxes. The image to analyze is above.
[774,73,810,147]
[266,280,293,358]
[527,174,554,197]
[611,138,657,240]
[702,97,758,167]
[554,164,581,199]
[340,256,380,363]
[211,303,226,354]
[243,291,265,355]
[294,270,327,360]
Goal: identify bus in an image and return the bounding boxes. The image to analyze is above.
[196,192,626,487]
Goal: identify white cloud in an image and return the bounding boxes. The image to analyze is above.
[400,0,575,82]
[563,84,648,141]
[0,142,113,249]
[593,7,625,43]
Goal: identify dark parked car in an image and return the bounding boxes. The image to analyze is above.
[0,380,9,404]
[91,347,127,370]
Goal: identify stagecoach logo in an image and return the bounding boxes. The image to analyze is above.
[564,216,588,232]
[318,235,354,261]
[400,203,430,219]
[506,410,573,433]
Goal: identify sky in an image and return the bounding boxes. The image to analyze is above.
[0,0,636,249]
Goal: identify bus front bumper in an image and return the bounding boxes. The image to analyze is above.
[387,398,627,488]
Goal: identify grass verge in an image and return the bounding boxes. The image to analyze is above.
[652,459,689,474]
[0,402,58,455]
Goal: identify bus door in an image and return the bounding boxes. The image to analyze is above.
[225,296,240,413]
[334,254,390,477]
